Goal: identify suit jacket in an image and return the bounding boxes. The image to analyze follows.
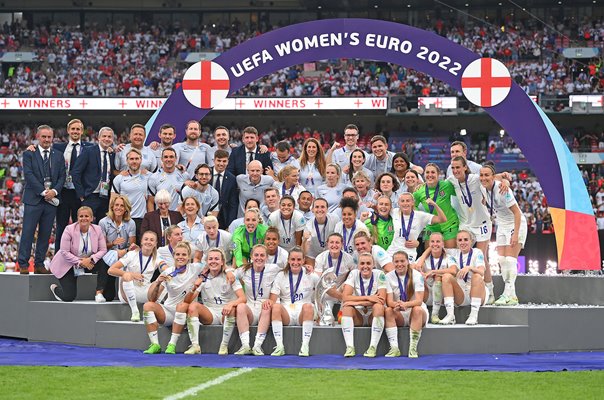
[141,210,184,240]
[212,168,239,229]
[226,145,273,177]
[49,223,107,279]
[22,147,66,206]
[71,144,116,199]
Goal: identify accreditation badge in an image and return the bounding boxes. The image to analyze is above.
[99,181,110,198]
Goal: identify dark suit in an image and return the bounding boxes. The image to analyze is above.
[53,141,94,250]
[226,145,273,177]
[71,144,115,223]
[141,210,183,246]
[212,168,238,230]
[18,146,66,269]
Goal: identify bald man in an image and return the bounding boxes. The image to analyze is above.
[236,160,275,217]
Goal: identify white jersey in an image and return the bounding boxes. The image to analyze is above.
[156,245,174,269]
[447,248,485,283]
[334,220,370,254]
[162,263,203,309]
[199,272,242,309]
[386,269,425,301]
[235,264,281,306]
[420,251,454,274]
[267,247,288,270]
[353,245,392,270]
[344,269,388,296]
[314,250,356,277]
[271,270,320,306]
[481,181,527,227]
[267,210,306,251]
[193,229,233,263]
[446,159,482,178]
[303,214,338,258]
[387,210,434,259]
[117,250,161,285]
[273,181,306,204]
[447,174,491,227]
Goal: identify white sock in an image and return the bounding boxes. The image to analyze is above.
[385,327,398,348]
[409,329,421,351]
[254,332,267,349]
[272,320,283,347]
[432,281,443,316]
[122,280,138,313]
[143,310,157,326]
[302,320,313,346]
[240,331,250,348]
[485,281,494,296]
[505,257,518,298]
[221,316,236,346]
[147,330,159,345]
[470,297,482,314]
[187,317,200,346]
[369,316,384,348]
[444,297,454,316]
[498,256,508,296]
[169,333,180,346]
[341,316,354,347]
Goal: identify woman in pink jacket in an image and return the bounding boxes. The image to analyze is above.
[49,206,107,302]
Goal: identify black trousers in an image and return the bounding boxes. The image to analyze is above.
[56,188,81,250]
[82,193,110,224]
[95,259,116,301]
[55,268,78,302]
[133,218,143,245]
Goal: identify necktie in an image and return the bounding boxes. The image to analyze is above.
[69,143,79,171]
[214,173,222,194]
[43,150,50,177]
[248,151,254,164]
[101,150,108,181]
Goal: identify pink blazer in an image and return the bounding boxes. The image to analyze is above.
[50,223,107,279]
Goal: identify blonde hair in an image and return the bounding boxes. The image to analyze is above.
[207,247,227,272]
[243,244,268,272]
[107,195,132,221]
[173,241,193,263]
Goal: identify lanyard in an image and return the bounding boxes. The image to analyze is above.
[139,251,153,275]
[169,265,186,277]
[314,218,327,247]
[430,253,444,270]
[245,230,257,248]
[397,272,410,301]
[359,272,375,296]
[459,179,473,208]
[425,182,440,213]
[459,249,474,282]
[280,215,293,239]
[251,267,264,301]
[487,184,495,218]
[81,231,89,254]
[168,245,174,255]
[207,231,220,248]
[281,184,295,196]
[305,163,315,186]
[273,249,279,264]
[400,211,414,241]
[288,270,303,304]
[328,251,343,276]
[342,221,356,253]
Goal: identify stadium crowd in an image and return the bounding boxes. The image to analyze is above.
[0,15,603,97]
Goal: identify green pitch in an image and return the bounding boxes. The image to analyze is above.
[1,367,603,399]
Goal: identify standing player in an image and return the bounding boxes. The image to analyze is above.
[439,230,488,326]
[268,248,319,356]
[170,248,246,355]
[234,245,281,355]
[480,164,527,306]
[384,251,428,358]
[340,252,388,357]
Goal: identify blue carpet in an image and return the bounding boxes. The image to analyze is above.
[0,338,602,371]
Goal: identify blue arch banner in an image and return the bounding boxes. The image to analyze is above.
[145,19,599,270]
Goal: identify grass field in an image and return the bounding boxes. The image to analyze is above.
[1,367,603,399]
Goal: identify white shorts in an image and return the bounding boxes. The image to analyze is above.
[496,222,527,248]
[159,304,176,326]
[354,305,374,326]
[246,302,264,325]
[284,302,317,326]
[118,281,150,304]
[461,223,492,243]
[456,279,489,306]
[205,306,224,325]
[399,303,429,327]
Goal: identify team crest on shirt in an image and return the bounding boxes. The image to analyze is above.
[387,225,393,232]
[221,284,229,292]
[378,272,386,282]
[439,190,445,197]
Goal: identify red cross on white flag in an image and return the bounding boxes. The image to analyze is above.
[461,58,511,108]
[182,61,230,109]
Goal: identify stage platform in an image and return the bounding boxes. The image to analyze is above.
[2,273,604,356]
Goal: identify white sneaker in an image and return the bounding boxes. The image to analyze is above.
[50,284,62,302]
[130,311,141,322]
[252,346,264,356]
[218,344,229,355]
[486,291,495,305]
[465,312,478,325]
[298,343,310,357]
[439,313,456,325]
[95,293,106,303]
